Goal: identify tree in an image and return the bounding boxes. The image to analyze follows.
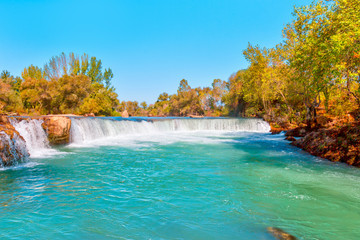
[44,53,114,87]
[283,1,333,126]
[223,70,247,117]
[80,83,119,116]
[0,75,22,114]
[87,57,103,83]
[329,0,360,106]
[20,65,51,113]
[140,101,147,110]
[0,70,11,79]
[48,74,92,114]
[210,79,227,111]
[170,79,204,116]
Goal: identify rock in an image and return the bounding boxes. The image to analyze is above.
[122,110,129,118]
[0,115,9,124]
[292,121,360,167]
[188,115,204,118]
[271,129,283,135]
[267,227,297,240]
[285,136,296,141]
[0,124,29,167]
[0,139,5,151]
[42,116,71,145]
[84,113,95,117]
[270,123,286,134]
[285,127,307,137]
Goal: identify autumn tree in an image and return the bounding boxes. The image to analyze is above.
[223,70,247,117]
[0,71,22,114]
[20,65,51,114]
[282,1,335,126]
[329,0,360,107]
[49,75,92,114]
[169,79,204,116]
[44,52,115,87]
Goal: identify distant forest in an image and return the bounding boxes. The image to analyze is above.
[1,0,359,128]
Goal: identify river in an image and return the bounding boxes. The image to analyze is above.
[1,117,359,239]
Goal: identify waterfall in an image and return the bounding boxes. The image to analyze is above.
[3,117,270,161]
[70,118,270,144]
[0,131,29,167]
[10,119,57,158]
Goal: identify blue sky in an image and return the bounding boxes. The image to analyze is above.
[0,0,312,103]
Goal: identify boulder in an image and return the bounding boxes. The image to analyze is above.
[292,122,360,167]
[0,124,29,167]
[122,110,129,118]
[267,227,297,240]
[42,116,71,145]
[84,113,95,117]
[285,136,296,141]
[285,127,307,137]
[0,115,9,124]
[188,114,204,118]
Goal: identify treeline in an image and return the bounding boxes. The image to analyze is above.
[0,52,227,117]
[0,53,119,116]
[1,0,359,124]
[0,51,227,117]
[120,79,227,117]
[223,0,360,127]
[111,0,360,124]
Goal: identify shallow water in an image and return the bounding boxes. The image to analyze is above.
[1,123,360,239]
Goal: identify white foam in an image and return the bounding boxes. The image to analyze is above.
[0,131,29,167]
[0,161,43,171]
[69,118,270,148]
[10,119,64,158]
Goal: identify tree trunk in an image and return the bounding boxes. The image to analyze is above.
[323,88,329,113]
[305,103,317,129]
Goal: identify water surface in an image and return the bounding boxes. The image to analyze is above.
[1,118,359,239]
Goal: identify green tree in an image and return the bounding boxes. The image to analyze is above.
[20,65,51,113]
[283,1,333,126]
[329,0,360,106]
[48,74,92,114]
[223,70,247,117]
[170,79,204,116]
[80,83,120,116]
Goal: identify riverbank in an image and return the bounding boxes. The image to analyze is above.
[287,122,360,167]
[276,117,360,167]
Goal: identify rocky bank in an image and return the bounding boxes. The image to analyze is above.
[285,121,360,167]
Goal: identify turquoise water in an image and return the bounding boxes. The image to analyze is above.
[1,129,360,239]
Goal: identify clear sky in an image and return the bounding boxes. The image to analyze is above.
[0,0,312,103]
